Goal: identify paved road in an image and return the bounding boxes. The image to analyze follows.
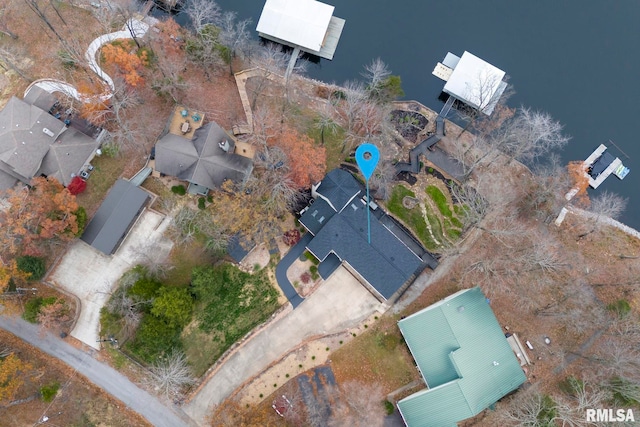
[274,233,313,308]
[0,315,196,427]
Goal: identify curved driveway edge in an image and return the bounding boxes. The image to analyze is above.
[0,315,196,427]
[275,233,313,308]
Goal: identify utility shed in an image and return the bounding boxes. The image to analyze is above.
[256,0,345,60]
[397,287,526,427]
[81,179,150,255]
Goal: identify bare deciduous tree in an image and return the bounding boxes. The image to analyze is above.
[576,191,628,239]
[171,205,229,252]
[555,376,610,427]
[145,350,194,401]
[589,190,627,221]
[184,0,221,34]
[497,387,556,427]
[217,11,253,74]
[489,106,571,166]
[449,182,488,230]
[0,45,31,82]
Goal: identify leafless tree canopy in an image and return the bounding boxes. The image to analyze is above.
[184,0,221,34]
[489,106,571,165]
[589,190,628,221]
[145,350,195,401]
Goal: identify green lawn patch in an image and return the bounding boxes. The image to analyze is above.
[426,185,452,217]
[387,186,438,251]
[182,263,281,373]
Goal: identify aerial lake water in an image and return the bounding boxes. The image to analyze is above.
[171,0,640,229]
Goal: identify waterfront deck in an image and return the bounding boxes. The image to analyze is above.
[584,144,630,189]
[432,62,453,81]
[589,158,623,189]
[583,143,607,166]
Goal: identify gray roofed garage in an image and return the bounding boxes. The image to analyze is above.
[81,179,150,255]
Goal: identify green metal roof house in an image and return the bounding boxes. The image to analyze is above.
[397,287,526,427]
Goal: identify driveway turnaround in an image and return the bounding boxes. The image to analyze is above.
[49,209,173,349]
[274,233,313,308]
[0,315,196,427]
[184,266,381,425]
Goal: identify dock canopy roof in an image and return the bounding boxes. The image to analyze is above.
[257,0,334,52]
[442,51,507,115]
[397,287,526,427]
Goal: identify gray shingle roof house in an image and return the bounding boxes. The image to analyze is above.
[299,169,438,301]
[81,178,150,255]
[0,96,99,190]
[397,287,527,427]
[154,122,253,194]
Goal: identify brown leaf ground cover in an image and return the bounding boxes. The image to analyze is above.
[0,329,149,427]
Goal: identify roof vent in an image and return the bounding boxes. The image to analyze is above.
[492,361,499,366]
[219,140,230,152]
[457,305,465,313]
[318,216,325,224]
[43,128,55,137]
[351,203,358,211]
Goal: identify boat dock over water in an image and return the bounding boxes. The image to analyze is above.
[585,143,630,189]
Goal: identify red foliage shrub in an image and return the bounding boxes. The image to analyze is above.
[300,272,312,284]
[283,229,301,246]
[67,176,87,195]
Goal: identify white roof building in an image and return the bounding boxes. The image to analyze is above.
[434,51,507,115]
[256,0,345,60]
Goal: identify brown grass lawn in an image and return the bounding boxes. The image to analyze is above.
[163,242,218,287]
[74,155,126,215]
[330,315,420,394]
[0,329,149,427]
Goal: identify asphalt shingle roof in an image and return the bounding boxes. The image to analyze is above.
[304,169,426,300]
[81,179,150,255]
[0,96,98,189]
[155,122,253,190]
[0,97,65,185]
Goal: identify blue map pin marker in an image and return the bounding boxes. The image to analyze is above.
[355,143,379,181]
[355,143,379,244]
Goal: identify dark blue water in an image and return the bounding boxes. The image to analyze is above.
[176,1,640,229]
